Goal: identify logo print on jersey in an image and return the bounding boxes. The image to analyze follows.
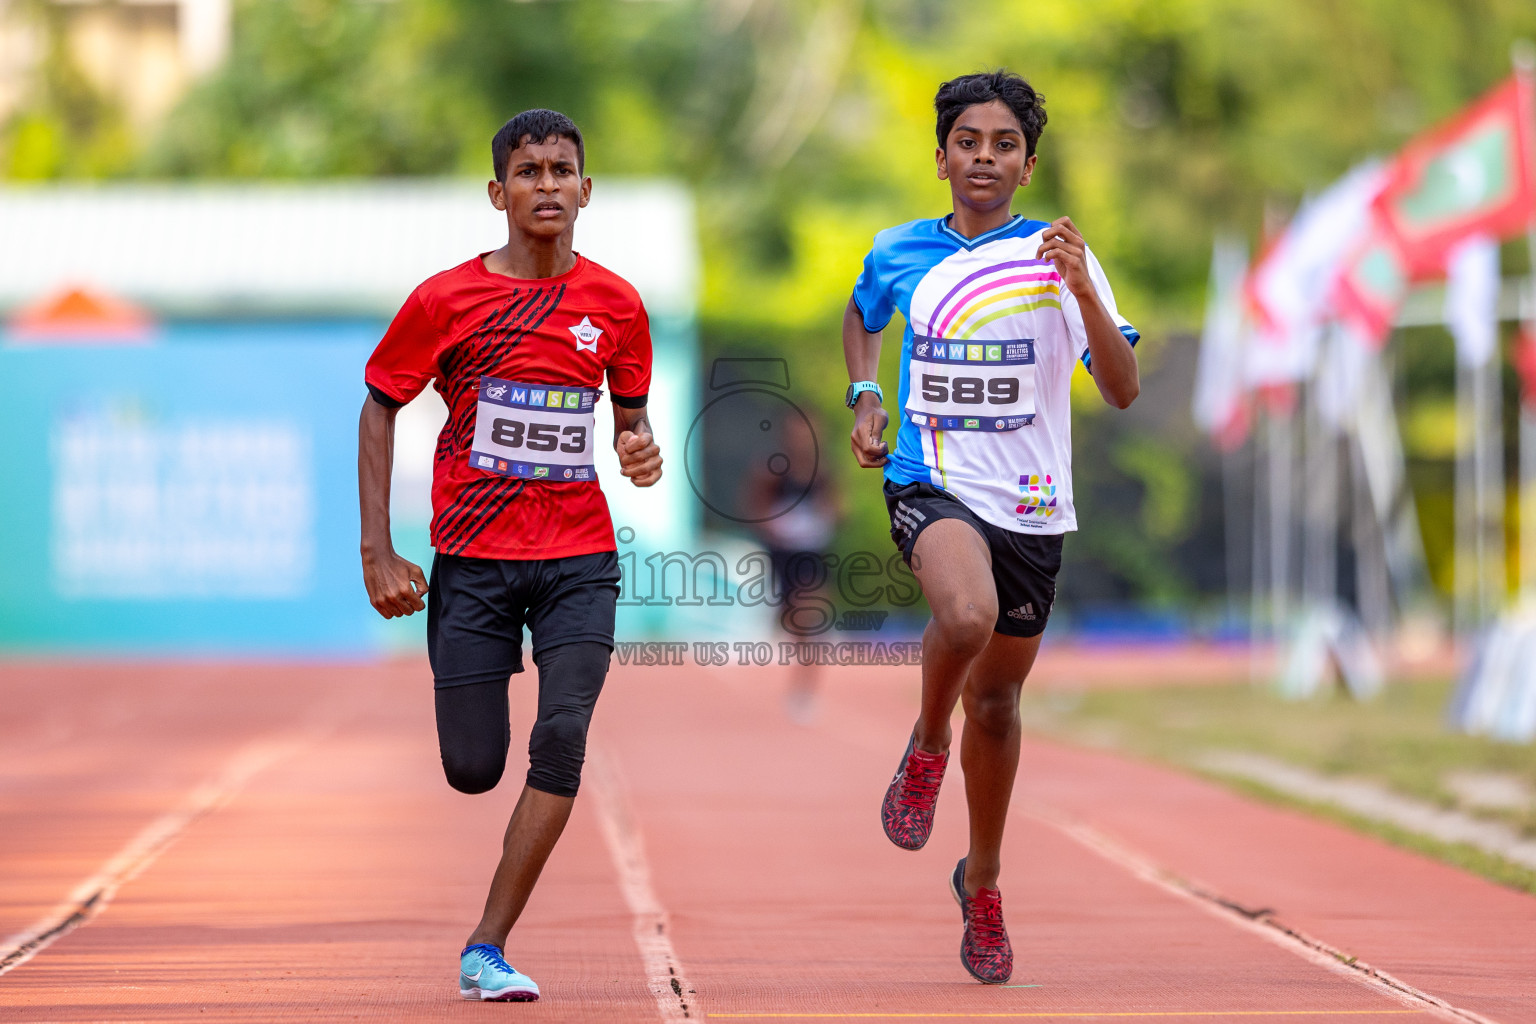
[569,316,603,353]
[1017,473,1057,517]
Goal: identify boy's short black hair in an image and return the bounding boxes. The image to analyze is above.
[934,71,1047,158]
[492,109,585,182]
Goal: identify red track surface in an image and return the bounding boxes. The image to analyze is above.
[1,657,1532,1023]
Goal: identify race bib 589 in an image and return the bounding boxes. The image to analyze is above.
[903,337,1035,432]
[470,376,599,482]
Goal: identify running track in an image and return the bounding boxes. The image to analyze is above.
[2,658,1532,1023]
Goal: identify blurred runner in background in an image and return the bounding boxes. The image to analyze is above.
[743,411,843,723]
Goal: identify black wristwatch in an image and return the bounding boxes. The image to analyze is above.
[845,381,883,408]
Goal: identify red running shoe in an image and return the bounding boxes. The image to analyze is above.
[950,857,1013,984]
[880,734,948,850]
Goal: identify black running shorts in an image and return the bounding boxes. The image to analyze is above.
[426,550,620,688]
[884,480,1063,638]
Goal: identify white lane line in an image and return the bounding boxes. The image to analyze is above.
[587,745,701,1021]
[809,698,1498,1023]
[0,730,314,977]
[1022,802,1501,1024]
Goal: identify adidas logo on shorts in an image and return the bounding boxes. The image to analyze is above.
[891,501,927,540]
[1006,603,1037,621]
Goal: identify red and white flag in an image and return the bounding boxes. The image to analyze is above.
[1331,217,1413,348]
[1192,236,1251,447]
[1374,70,1536,278]
[1244,161,1386,385]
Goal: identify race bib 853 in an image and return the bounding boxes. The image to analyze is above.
[470,376,600,482]
[903,337,1035,432]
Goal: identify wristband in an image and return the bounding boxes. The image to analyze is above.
[845,380,883,408]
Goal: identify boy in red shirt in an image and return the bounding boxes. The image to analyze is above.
[358,109,662,1002]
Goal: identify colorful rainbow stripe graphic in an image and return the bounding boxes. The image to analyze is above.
[928,259,1061,340]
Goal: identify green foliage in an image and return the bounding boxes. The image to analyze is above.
[1,0,134,178]
[143,0,740,178]
[5,0,1535,604]
[11,0,1535,317]
[146,0,479,176]
[1113,436,1194,542]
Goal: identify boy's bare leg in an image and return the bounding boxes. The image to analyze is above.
[465,785,574,949]
[910,519,998,755]
[957,632,1042,894]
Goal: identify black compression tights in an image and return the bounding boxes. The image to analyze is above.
[434,641,612,798]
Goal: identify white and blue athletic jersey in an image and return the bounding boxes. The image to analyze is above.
[852,214,1139,535]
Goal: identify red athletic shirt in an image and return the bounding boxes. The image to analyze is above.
[365,253,652,561]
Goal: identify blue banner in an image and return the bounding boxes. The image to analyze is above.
[0,323,391,654]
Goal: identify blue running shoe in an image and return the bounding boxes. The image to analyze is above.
[459,943,540,1001]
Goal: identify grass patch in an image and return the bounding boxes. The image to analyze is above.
[1210,771,1536,896]
[1020,677,1536,894]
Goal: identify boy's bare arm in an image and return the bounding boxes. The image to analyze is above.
[358,396,429,618]
[1038,216,1140,409]
[844,296,890,468]
[613,404,663,487]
